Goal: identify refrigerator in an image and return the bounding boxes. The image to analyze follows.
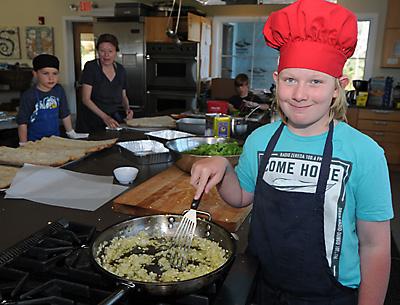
[93,17,146,116]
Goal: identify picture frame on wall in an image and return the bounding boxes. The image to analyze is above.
[25,26,54,59]
[0,26,21,59]
[382,29,400,68]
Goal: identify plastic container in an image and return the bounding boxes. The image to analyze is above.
[207,100,229,114]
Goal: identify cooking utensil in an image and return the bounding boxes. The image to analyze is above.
[244,104,261,120]
[91,215,236,305]
[165,0,182,45]
[171,195,202,269]
[231,117,248,136]
[164,136,240,173]
[176,118,206,135]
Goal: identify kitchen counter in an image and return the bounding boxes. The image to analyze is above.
[0,129,251,254]
[347,104,400,111]
[0,118,17,130]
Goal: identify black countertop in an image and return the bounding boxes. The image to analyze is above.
[0,129,251,254]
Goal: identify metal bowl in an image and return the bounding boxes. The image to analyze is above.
[164,136,240,173]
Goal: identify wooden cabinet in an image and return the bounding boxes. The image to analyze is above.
[347,108,400,168]
[381,0,400,68]
[145,13,205,43]
[346,107,358,128]
[386,0,400,28]
[144,17,171,43]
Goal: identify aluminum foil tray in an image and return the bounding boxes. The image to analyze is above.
[144,129,193,142]
[117,140,173,164]
[0,111,15,122]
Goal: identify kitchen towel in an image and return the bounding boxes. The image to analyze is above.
[5,164,128,211]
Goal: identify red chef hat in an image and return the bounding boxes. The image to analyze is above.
[263,0,358,78]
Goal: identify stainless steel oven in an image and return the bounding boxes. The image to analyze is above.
[146,42,198,91]
[146,89,197,115]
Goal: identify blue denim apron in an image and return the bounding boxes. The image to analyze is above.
[248,121,357,305]
[28,87,60,141]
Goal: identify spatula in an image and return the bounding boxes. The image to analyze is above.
[170,194,203,269]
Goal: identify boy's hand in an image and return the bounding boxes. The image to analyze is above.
[126,109,134,120]
[66,129,89,139]
[190,156,230,200]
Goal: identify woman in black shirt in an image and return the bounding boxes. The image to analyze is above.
[76,33,133,133]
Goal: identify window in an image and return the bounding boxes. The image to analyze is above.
[344,15,377,89]
[215,17,279,91]
[80,32,95,69]
[212,14,377,91]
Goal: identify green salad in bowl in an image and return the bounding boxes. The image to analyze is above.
[165,137,242,173]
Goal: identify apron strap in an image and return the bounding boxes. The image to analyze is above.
[316,120,334,197]
[256,122,285,181]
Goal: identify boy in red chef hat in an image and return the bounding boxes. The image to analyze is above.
[190,0,393,304]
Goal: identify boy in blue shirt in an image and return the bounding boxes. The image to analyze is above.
[17,54,85,144]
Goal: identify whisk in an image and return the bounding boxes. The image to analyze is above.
[170,195,202,269]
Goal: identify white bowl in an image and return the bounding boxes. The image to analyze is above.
[113,166,139,184]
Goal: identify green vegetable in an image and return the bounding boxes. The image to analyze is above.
[184,141,243,156]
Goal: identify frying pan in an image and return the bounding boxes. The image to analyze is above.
[91,214,236,305]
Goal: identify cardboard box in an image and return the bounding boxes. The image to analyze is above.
[210,78,236,100]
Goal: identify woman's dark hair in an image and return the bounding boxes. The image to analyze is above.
[234,73,249,87]
[96,33,119,52]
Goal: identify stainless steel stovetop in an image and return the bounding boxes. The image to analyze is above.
[0,219,258,305]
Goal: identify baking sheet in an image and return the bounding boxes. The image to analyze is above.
[5,164,128,211]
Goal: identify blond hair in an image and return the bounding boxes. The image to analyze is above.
[273,78,348,124]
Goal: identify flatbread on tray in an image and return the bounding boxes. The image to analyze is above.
[0,136,117,167]
[0,165,19,189]
[125,116,176,128]
[23,136,117,153]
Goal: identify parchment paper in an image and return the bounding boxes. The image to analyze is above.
[5,164,128,211]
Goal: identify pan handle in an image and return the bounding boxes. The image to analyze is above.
[99,283,135,305]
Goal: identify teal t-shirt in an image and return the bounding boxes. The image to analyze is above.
[235,120,393,288]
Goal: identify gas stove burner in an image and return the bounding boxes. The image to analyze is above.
[0,219,258,305]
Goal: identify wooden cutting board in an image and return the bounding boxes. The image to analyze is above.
[113,166,252,232]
